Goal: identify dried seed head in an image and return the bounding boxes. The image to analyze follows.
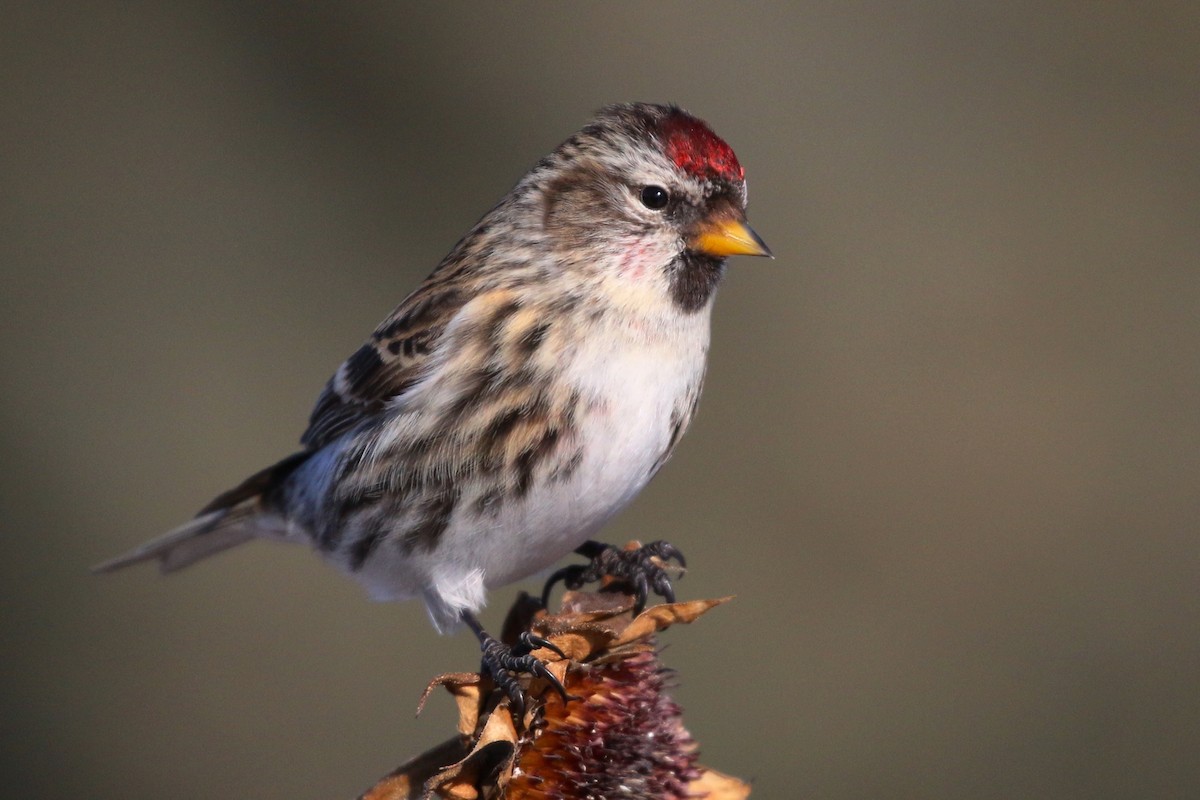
[508,649,698,799]
[361,580,749,800]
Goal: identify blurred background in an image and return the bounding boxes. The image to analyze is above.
[2,3,1197,798]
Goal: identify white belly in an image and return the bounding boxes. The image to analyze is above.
[359,313,711,632]
[492,339,702,581]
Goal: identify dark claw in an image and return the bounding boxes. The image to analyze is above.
[650,541,686,569]
[479,632,570,719]
[515,630,567,661]
[653,571,676,604]
[541,539,687,613]
[540,564,587,607]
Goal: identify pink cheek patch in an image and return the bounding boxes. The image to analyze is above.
[661,113,744,182]
[619,240,653,280]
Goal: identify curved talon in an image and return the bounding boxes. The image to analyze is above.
[631,570,650,613]
[654,573,676,604]
[516,631,567,661]
[540,565,586,608]
[648,541,687,569]
[541,539,687,612]
[527,659,571,704]
[464,609,573,720]
[479,635,570,717]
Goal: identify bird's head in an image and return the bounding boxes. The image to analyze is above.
[530,103,771,313]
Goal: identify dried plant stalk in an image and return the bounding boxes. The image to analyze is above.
[359,581,749,800]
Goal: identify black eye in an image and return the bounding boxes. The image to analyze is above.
[639,185,670,210]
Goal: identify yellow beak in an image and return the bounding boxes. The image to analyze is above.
[690,218,773,258]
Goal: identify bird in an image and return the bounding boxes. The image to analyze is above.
[95,102,771,706]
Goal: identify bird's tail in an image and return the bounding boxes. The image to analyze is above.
[92,451,310,575]
[91,507,259,574]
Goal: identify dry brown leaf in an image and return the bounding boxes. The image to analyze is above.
[423,707,518,799]
[416,672,482,736]
[539,626,617,661]
[612,596,733,646]
[559,588,637,618]
[356,737,468,800]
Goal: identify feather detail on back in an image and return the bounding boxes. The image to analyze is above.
[301,270,474,449]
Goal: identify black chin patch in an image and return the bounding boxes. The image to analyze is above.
[668,252,725,313]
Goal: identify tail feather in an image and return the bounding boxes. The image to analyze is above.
[93,451,311,575]
[92,508,256,574]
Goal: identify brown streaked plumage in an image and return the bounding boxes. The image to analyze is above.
[95,104,772,651]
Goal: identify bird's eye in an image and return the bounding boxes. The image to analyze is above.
[639,185,670,210]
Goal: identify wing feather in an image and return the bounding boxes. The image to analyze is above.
[300,280,469,450]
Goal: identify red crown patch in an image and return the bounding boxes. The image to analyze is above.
[661,112,744,182]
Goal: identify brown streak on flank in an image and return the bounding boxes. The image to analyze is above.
[498,306,549,354]
[481,406,529,454]
[348,517,387,570]
[666,411,685,454]
[500,418,543,466]
[473,485,505,516]
[446,362,499,420]
[519,321,551,354]
[448,359,542,424]
[402,485,461,553]
[437,290,519,364]
[327,469,395,553]
[514,427,561,498]
[468,289,521,325]
[548,445,584,484]
[404,430,442,460]
[478,412,531,474]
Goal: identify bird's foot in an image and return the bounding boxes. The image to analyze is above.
[477,629,570,719]
[541,539,687,613]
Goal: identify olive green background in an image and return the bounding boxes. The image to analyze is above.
[3,4,1197,798]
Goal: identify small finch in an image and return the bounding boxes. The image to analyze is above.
[96,103,771,701]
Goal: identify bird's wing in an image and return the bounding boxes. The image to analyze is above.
[300,278,470,450]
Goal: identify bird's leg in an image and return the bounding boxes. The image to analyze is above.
[541,539,687,613]
[460,610,570,719]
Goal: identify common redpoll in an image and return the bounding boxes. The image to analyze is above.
[96,103,771,701]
